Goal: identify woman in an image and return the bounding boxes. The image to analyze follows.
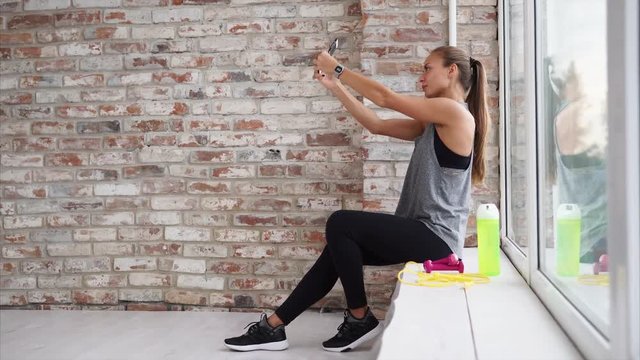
[224,45,488,352]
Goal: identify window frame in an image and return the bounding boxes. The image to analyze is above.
[500,0,639,358]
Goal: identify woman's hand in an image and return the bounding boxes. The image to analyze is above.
[313,68,339,90]
[313,51,340,90]
[314,51,339,74]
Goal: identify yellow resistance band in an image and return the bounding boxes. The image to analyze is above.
[577,274,609,286]
[397,261,491,289]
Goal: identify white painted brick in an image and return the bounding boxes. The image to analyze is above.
[119,289,163,302]
[153,8,202,23]
[94,183,140,196]
[299,4,345,17]
[178,24,223,37]
[261,99,306,114]
[199,36,247,52]
[28,290,71,303]
[1,154,44,167]
[0,169,32,183]
[296,197,342,211]
[182,244,227,258]
[3,216,43,229]
[59,43,102,57]
[74,228,118,242]
[0,201,16,216]
[150,197,198,210]
[255,133,303,146]
[84,274,127,287]
[200,198,244,211]
[93,243,134,256]
[80,56,123,71]
[214,229,260,243]
[184,214,227,227]
[47,244,92,257]
[114,257,157,272]
[24,0,70,10]
[177,275,224,290]
[0,76,18,90]
[73,0,120,7]
[38,275,82,288]
[36,89,82,103]
[0,292,27,305]
[1,277,37,289]
[128,273,171,287]
[108,73,153,86]
[138,148,186,163]
[310,100,345,114]
[165,227,211,242]
[136,211,181,226]
[132,27,175,39]
[144,101,187,115]
[92,213,135,226]
[211,100,257,115]
[64,258,111,273]
[118,289,163,302]
[170,258,206,274]
[232,245,275,259]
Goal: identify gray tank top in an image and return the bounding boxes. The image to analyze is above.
[394,122,473,257]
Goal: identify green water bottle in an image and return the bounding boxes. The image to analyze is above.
[477,203,500,276]
[556,203,581,276]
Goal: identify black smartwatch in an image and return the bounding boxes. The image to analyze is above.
[334,64,345,79]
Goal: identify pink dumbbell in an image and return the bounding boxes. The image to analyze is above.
[423,253,465,273]
[593,254,608,275]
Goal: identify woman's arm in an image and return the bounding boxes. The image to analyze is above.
[315,70,424,141]
[314,52,391,108]
[333,67,391,108]
[315,51,469,127]
[330,80,424,141]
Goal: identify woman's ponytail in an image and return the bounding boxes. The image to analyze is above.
[466,57,488,185]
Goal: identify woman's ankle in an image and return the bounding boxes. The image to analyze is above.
[348,306,368,320]
[267,314,284,328]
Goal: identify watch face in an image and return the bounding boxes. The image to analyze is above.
[335,65,344,72]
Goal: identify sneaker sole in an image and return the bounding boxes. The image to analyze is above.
[322,323,383,352]
[224,339,289,352]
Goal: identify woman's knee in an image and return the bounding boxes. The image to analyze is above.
[325,210,350,242]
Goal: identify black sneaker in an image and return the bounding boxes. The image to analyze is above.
[322,308,383,352]
[224,313,289,352]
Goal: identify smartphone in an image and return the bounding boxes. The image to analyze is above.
[316,38,338,77]
[328,38,338,55]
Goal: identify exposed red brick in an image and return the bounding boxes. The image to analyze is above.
[0,32,33,44]
[55,11,101,27]
[8,15,52,29]
[35,59,76,72]
[2,93,32,105]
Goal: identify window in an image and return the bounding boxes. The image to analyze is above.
[505,0,529,253]
[537,0,610,336]
[500,0,640,357]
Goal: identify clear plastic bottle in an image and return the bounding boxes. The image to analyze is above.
[477,203,500,276]
[556,203,581,276]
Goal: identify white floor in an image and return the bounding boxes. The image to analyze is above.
[1,249,585,360]
[0,310,381,360]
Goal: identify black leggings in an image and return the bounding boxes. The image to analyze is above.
[274,210,453,325]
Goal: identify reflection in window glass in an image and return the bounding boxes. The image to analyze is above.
[506,0,528,250]
[540,0,609,335]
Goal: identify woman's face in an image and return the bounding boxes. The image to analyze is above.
[419,54,451,98]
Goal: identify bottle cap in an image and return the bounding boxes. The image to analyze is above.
[477,203,499,220]
[557,203,581,220]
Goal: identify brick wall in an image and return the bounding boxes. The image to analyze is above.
[0,0,498,316]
